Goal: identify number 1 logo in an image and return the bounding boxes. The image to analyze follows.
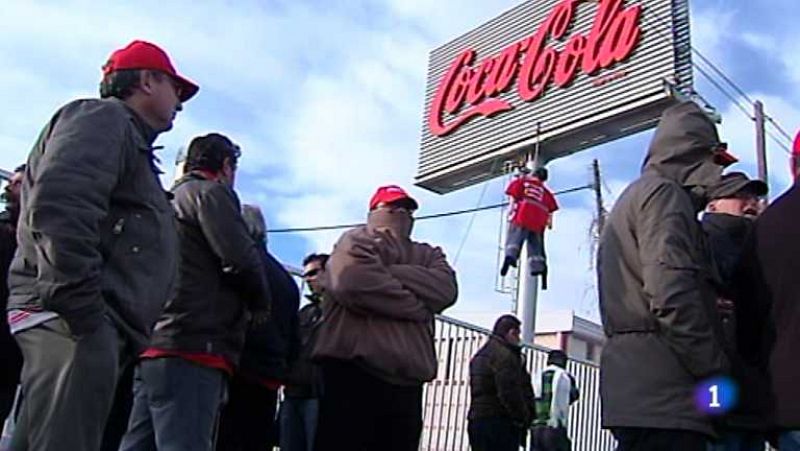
[709,384,721,408]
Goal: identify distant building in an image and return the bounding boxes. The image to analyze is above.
[534,310,605,364]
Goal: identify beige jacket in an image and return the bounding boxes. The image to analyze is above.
[312,224,457,385]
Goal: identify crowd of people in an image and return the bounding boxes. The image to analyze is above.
[1,37,798,451]
[0,39,461,451]
[599,101,799,451]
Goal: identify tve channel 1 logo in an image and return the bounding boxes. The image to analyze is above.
[695,376,739,415]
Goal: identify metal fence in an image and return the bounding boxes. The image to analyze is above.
[420,315,615,451]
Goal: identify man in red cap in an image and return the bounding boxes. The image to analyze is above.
[501,165,558,280]
[312,185,458,451]
[5,40,197,451]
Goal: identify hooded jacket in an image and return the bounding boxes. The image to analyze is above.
[311,208,458,385]
[597,101,729,436]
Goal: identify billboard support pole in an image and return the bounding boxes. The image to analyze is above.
[754,100,768,188]
[516,248,539,344]
[516,127,542,345]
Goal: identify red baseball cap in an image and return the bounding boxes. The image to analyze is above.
[792,130,800,180]
[369,185,419,211]
[102,40,199,103]
[711,142,738,167]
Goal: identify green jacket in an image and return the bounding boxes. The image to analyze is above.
[598,101,729,436]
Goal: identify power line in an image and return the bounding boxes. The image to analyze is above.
[267,184,592,234]
[693,63,753,121]
[767,129,792,155]
[691,49,755,106]
[766,116,795,143]
[453,175,492,265]
[643,8,797,157]
[644,8,756,110]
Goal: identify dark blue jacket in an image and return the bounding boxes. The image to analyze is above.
[238,245,300,381]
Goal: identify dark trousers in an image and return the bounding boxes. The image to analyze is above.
[216,374,279,451]
[0,383,16,431]
[100,362,135,451]
[280,397,319,451]
[0,328,22,424]
[314,360,423,451]
[119,357,226,451]
[532,425,571,451]
[11,318,122,451]
[707,429,764,451]
[612,428,708,451]
[468,417,522,451]
[505,224,546,275]
[780,431,800,450]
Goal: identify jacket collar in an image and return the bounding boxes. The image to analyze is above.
[490,334,522,355]
[112,98,158,146]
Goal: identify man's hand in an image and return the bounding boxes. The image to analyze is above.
[372,229,402,265]
[716,298,735,316]
[250,309,271,327]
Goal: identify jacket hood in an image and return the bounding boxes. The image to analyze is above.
[642,101,725,190]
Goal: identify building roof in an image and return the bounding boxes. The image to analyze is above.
[535,310,605,343]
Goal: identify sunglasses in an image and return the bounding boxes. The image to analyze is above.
[374,203,415,214]
[303,268,321,278]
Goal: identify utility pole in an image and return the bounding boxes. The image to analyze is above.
[754,100,768,187]
[592,159,606,238]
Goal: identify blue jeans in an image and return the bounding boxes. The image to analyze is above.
[781,431,800,451]
[118,357,226,451]
[505,224,546,275]
[280,397,319,451]
[707,430,764,451]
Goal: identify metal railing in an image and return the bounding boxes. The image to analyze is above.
[421,315,616,451]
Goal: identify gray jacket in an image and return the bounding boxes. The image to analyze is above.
[7,98,178,351]
[597,102,729,436]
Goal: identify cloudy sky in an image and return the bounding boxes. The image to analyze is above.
[1,0,797,330]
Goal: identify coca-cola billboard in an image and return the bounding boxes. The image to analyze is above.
[417,0,693,193]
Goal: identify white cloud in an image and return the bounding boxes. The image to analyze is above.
[717,94,800,196]
[2,0,797,333]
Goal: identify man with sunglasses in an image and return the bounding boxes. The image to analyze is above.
[598,101,737,450]
[312,185,458,451]
[6,40,196,451]
[119,133,271,451]
[701,173,769,451]
[281,253,328,451]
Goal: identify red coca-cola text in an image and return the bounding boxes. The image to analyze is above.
[428,0,642,137]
